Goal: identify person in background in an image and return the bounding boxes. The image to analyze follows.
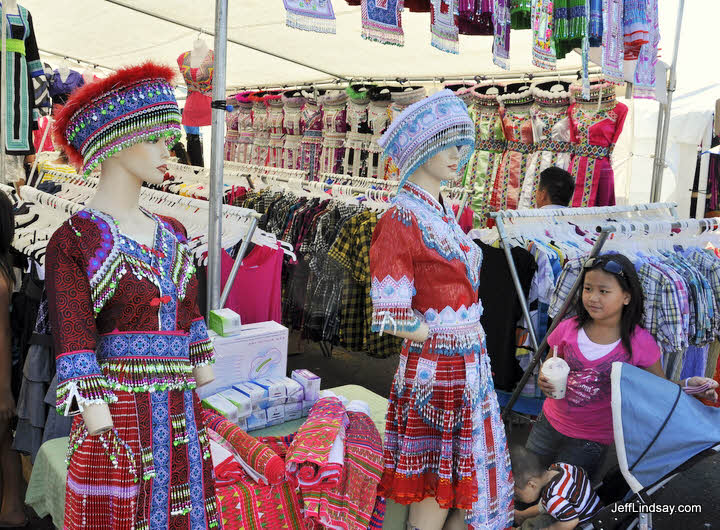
[170,141,191,165]
[0,192,25,527]
[511,445,602,529]
[535,166,574,209]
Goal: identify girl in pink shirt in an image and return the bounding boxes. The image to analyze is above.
[524,253,718,485]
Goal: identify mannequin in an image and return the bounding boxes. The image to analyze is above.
[57,61,71,83]
[370,90,514,530]
[190,37,210,69]
[48,62,221,529]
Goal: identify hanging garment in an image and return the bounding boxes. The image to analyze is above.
[553,0,586,59]
[32,62,53,118]
[344,85,372,177]
[267,96,286,168]
[492,0,511,69]
[282,91,306,170]
[405,0,432,11]
[319,91,348,175]
[366,91,393,179]
[361,0,404,45]
[220,244,284,325]
[430,0,461,53]
[177,50,214,127]
[33,115,54,153]
[458,0,494,35]
[46,209,220,529]
[235,91,255,164]
[49,69,84,106]
[490,87,535,212]
[518,82,573,209]
[250,92,272,166]
[224,98,241,162]
[568,83,628,207]
[369,182,514,527]
[2,5,43,154]
[283,0,337,34]
[186,131,204,167]
[531,0,556,69]
[510,0,531,28]
[300,97,325,180]
[476,240,536,391]
[463,85,505,227]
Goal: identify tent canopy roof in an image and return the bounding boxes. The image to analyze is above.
[21,1,719,106]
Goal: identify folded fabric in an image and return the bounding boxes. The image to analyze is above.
[286,396,347,487]
[203,409,286,485]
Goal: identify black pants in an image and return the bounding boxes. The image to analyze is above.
[186,133,204,167]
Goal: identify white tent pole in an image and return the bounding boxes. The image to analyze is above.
[1,1,6,188]
[650,0,684,202]
[104,0,348,81]
[207,0,228,313]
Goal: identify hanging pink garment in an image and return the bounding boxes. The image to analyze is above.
[177,50,214,127]
[220,244,283,324]
[33,116,54,152]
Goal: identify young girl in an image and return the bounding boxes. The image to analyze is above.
[524,253,718,485]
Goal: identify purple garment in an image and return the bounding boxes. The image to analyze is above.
[458,0,493,35]
[492,0,511,69]
[49,69,85,97]
[681,345,709,381]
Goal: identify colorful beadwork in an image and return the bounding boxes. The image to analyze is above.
[53,63,181,176]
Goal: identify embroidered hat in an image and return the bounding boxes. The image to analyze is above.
[54,62,181,176]
[377,89,474,186]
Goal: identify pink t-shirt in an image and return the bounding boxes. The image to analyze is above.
[542,317,661,444]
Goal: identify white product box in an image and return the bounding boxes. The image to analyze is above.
[218,388,252,418]
[280,377,304,403]
[284,401,302,421]
[202,394,239,424]
[266,405,285,426]
[252,378,286,401]
[292,369,321,402]
[233,382,267,410]
[247,409,268,431]
[196,321,288,399]
[237,417,248,431]
[266,396,286,408]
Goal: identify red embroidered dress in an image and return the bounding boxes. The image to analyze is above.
[46,209,220,529]
[369,182,513,528]
[568,97,628,207]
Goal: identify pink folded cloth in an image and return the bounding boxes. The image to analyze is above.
[286,396,347,487]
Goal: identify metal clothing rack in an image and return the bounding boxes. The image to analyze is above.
[491,202,679,419]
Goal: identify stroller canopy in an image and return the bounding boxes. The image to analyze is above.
[611,362,720,493]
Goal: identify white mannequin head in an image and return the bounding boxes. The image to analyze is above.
[104,140,170,186]
[407,145,461,194]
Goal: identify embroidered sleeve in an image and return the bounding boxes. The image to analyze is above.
[369,210,420,334]
[189,317,214,367]
[25,12,43,78]
[46,225,116,416]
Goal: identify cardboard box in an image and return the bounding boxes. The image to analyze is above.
[284,401,302,421]
[280,377,304,403]
[196,321,288,399]
[233,382,267,410]
[218,388,252,418]
[247,409,267,431]
[266,405,285,426]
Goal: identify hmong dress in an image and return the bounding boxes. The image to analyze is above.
[224,100,240,162]
[282,92,306,170]
[177,51,214,127]
[518,88,573,210]
[46,209,221,529]
[369,182,514,528]
[267,97,285,168]
[568,100,628,207]
[343,90,371,177]
[250,94,270,166]
[2,5,43,154]
[318,92,348,175]
[367,98,392,179]
[235,95,255,164]
[463,88,505,228]
[490,102,534,212]
[300,100,324,180]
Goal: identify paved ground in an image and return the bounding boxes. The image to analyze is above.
[23,333,719,528]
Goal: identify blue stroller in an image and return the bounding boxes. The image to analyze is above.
[581,363,720,530]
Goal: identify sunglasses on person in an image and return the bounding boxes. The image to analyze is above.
[583,257,626,279]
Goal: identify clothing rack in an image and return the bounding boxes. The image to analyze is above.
[20,185,83,215]
[493,202,679,419]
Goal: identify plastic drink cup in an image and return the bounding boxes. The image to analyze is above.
[541,347,570,399]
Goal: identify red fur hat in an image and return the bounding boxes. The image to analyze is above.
[53,62,181,175]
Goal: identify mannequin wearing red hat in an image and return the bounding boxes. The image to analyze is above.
[48,63,220,529]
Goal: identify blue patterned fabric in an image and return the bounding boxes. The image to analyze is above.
[57,350,103,384]
[96,333,190,360]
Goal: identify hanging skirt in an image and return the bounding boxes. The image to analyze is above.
[380,327,514,528]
